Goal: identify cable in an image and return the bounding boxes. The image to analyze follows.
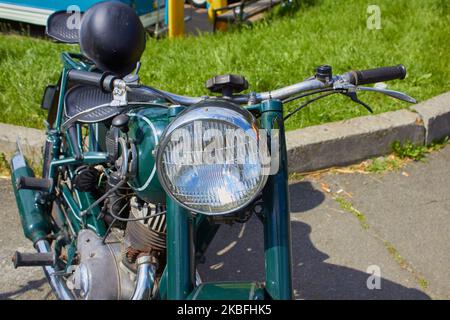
[284,92,339,121]
[282,88,337,104]
[109,208,167,222]
[128,85,178,105]
[81,178,127,216]
[107,195,167,222]
[102,217,117,244]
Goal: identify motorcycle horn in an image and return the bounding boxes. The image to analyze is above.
[79,1,146,77]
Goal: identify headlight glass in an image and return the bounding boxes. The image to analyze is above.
[156,101,268,215]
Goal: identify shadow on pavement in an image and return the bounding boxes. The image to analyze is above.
[0,278,51,300]
[199,181,430,300]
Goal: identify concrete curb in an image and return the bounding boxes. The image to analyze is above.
[287,91,450,172]
[0,92,449,173]
[0,123,45,163]
[286,109,425,173]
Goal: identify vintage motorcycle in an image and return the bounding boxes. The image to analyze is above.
[10,1,416,300]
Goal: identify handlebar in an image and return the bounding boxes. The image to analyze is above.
[67,64,409,106]
[67,69,118,92]
[343,64,407,85]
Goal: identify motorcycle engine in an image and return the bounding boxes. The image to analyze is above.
[123,197,166,273]
[69,153,167,299]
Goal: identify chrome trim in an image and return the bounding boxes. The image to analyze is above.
[155,79,327,105]
[156,100,268,215]
[35,240,75,300]
[131,256,156,300]
[11,153,26,170]
[256,79,327,101]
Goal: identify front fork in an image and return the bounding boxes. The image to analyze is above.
[260,100,293,300]
[163,100,293,300]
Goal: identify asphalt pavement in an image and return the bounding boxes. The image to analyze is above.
[1,145,449,299]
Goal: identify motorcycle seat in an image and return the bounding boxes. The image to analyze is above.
[64,85,155,124]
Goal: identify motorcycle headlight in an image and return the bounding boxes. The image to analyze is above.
[156,100,268,215]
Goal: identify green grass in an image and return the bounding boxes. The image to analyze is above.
[384,240,429,290]
[0,0,449,129]
[335,196,369,229]
[391,140,429,161]
[0,153,10,176]
[365,156,401,173]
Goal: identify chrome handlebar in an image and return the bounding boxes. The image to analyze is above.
[136,75,416,106]
[135,78,329,106]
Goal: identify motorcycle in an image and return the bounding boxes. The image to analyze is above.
[10,1,416,300]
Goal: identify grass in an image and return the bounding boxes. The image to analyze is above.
[392,140,429,161]
[365,155,402,173]
[0,0,449,129]
[334,192,430,290]
[0,153,10,176]
[384,240,429,290]
[335,196,369,229]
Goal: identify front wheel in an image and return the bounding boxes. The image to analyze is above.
[188,0,207,8]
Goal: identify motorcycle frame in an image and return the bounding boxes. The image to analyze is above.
[24,52,293,300]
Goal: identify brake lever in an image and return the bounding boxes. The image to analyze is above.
[357,86,417,104]
[342,91,373,113]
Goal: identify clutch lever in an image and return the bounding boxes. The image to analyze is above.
[356,86,417,104]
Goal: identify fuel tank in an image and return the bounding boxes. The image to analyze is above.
[127,106,169,204]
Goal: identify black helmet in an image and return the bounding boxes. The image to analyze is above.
[79,1,146,76]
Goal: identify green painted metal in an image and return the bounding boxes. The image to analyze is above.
[158,267,168,299]
[54,68,69,130]
[166,198,195,300]
[10,163,52,243]
[259,100,293,300]
[187,282,266,300]
[166,105,195,300]
[89,123,108,152]
[61,52,93,71]
[78,190,106,236]
[49,152,108,178]
[12,50,296,300]
[60,185,84,233]
[127,107,169,204]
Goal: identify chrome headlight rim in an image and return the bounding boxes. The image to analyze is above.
[156,100,268,216]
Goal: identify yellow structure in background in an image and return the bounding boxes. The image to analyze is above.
[168,0,185,38]
[207,0,228,31]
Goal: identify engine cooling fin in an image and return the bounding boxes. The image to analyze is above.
[125,197,166,253]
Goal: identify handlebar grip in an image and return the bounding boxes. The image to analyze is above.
[67,69,118,92]
[347,64,407,85]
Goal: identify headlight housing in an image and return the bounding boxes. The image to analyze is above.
[156,100,268,215]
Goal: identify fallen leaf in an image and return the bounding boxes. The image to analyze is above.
[344,191,353,198]
[320,182,331,193]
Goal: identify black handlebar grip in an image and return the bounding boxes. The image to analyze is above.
[13,251,54,268]
[67,69,118,92]
[347,64,407,85]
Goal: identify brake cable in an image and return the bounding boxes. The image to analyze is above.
[283,91,341,121]
[128,84,178,105]
[282,88,337,104]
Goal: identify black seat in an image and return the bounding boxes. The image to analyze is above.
[64,85,114,123]
[64,85,156,124]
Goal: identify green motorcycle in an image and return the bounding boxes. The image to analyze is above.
[10,1,416,300]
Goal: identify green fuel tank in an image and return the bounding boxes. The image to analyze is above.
[127,106,169,204]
